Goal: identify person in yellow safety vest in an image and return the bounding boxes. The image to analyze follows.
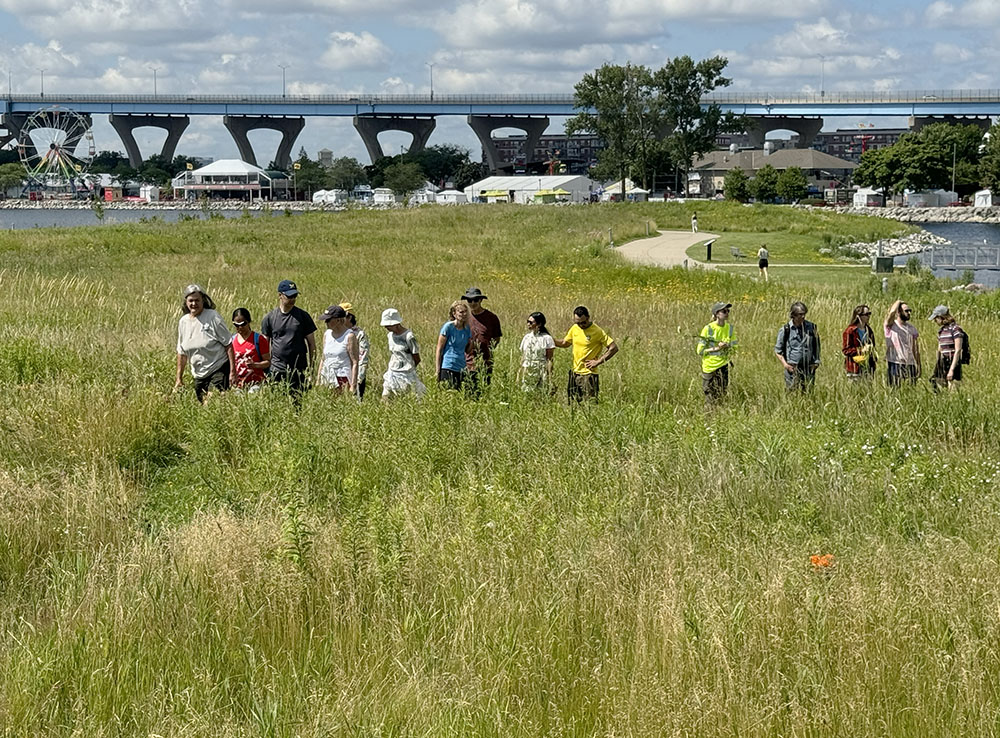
[697,301,737,405]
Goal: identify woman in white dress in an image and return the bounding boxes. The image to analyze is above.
[315,305,359,395]
[518,311,555,392]
[380,308,426,399]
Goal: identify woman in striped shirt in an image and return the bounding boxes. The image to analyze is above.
[929,305,965,390]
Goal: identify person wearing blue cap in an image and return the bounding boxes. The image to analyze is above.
[260,279,317,396]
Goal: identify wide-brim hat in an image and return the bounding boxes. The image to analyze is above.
[462,287,487,301]
[380,308,402,326]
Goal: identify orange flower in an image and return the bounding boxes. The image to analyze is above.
[810,553,835,568]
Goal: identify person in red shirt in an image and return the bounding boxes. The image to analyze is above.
[231,307,271,391]
[462,287,502,392]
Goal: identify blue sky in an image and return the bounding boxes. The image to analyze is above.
[1,0,996,164]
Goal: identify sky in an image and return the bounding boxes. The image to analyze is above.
[0,0,996,165]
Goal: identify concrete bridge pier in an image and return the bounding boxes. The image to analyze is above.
[353,115,436,162]
[109,114,190,168]
[909,115,993,133]
[223,115,305,169]
[747,116,823,148]
[468,115,550,173]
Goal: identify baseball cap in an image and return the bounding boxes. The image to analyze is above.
[928,305,949,320]
[380,308,402,326]
[319,304,347,322]
[711,302,732,315]
[278,279,299,297]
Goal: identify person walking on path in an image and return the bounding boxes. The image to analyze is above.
[175,284,235,402]
[884,299,921,386]
[697,302,736,405]
[341,303,370,400]
[316,305,359,396]
[553,306,618,402]
[775,301,821,392]
[929,305,965,390]
[260,279,317,398]
[231,307,270,392]
[842,304,877,381]
[437,300,471,390]
[462,287,502,391]
[691,212,698,233]
[757,244,769,281]
[381,308,426,399]
[519,311,555,392]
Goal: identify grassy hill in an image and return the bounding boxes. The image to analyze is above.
[1,203,998,736]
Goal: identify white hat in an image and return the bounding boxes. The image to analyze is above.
[380,308,402,326]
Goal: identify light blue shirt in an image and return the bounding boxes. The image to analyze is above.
[440,322,470,372]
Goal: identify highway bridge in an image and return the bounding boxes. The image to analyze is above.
[2,90,997,170]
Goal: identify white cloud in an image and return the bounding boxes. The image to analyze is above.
[0,0,212,38]
[923,0,1000,26]
[320,31,391,71]
[933,42,973,62]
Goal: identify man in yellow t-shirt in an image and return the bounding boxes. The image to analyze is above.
[553,305,618,402]
[696,301,737,405]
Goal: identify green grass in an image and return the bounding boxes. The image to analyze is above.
[1,202,998,736]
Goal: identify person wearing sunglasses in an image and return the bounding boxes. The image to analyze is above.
[697,301,736,405]
[842,304,876,380]
[518,311,555,392]
[775,301,821,392]
[231,307,271,392]
[884,299,921,386]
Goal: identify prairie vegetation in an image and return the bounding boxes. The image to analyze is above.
[0,202,996,736]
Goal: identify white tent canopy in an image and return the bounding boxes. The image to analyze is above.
[465,175,595,204]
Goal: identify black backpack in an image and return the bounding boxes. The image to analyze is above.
[958,328,971,365]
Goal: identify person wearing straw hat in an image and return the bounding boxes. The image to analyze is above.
[175,283,235,403]
[380,308,426,399]
[697,301,736,405]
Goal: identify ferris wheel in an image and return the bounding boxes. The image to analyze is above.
[17,106,96,196]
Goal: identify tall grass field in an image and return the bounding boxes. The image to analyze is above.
[1,202,998,736]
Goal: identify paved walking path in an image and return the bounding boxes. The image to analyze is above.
[618,230,869,269]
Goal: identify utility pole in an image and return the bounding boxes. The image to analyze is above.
[952,141,957,194]
[426,62,435,101]
[39,68,46,97]
[150,66,160,96]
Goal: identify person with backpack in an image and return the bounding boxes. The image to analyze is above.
[231,307,271,392]
[697,301,737,405]
[775,301,820,392]
[929,305,966,390]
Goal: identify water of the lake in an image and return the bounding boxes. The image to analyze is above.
[0,208,289,230]
[895,222,1000,286]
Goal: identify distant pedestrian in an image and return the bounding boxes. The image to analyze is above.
[462,287,502,391]
[553,306,618,402]
[775,301,820,392]
[380,308,426,399]
[519,311,555,392]
[436,300,471,390]
[341,303,370,400]
[231,307,270,392]
[316,304,359,396]
[929,305,965,390]
[884,299,921,386]
[175,284,235,403]
[842,304,876,380]
[697,301,736,405]
[260,279,317,397]
[757,244,769,281]
[691,212,698,233]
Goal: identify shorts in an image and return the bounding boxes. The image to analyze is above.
[438,368,467,390]
[194,361,231,402]
[758,259,769,269]
[568,371,599,402]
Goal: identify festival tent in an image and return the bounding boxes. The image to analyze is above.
[975,189,999,207]
[436,189,467,205]
[465,175,595,204]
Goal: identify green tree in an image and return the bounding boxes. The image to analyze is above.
[409,145,471,186]
[325,156,368,190]
[723,167,750,202]
[382,161,426,195]
[854,145,903,200]
[291,151,326,198]
[979,124,1000,192]
[750,163,779,203]
[0,162,25,194]
[776,166,808,202]
[654,55,746,196]
[90,150,130,174]
[566,62,657,197]
[453,159,489,190]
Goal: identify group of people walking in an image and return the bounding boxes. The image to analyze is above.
[697,297,968,404]
[175,281,619,403]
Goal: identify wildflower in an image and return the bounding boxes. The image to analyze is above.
[810,553,835,569]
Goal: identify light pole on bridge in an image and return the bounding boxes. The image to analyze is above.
[818,55,827,98]
[39,68,46,97]
[278,64,290,98]
[426,62,435,101]
[150,66,160,96]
